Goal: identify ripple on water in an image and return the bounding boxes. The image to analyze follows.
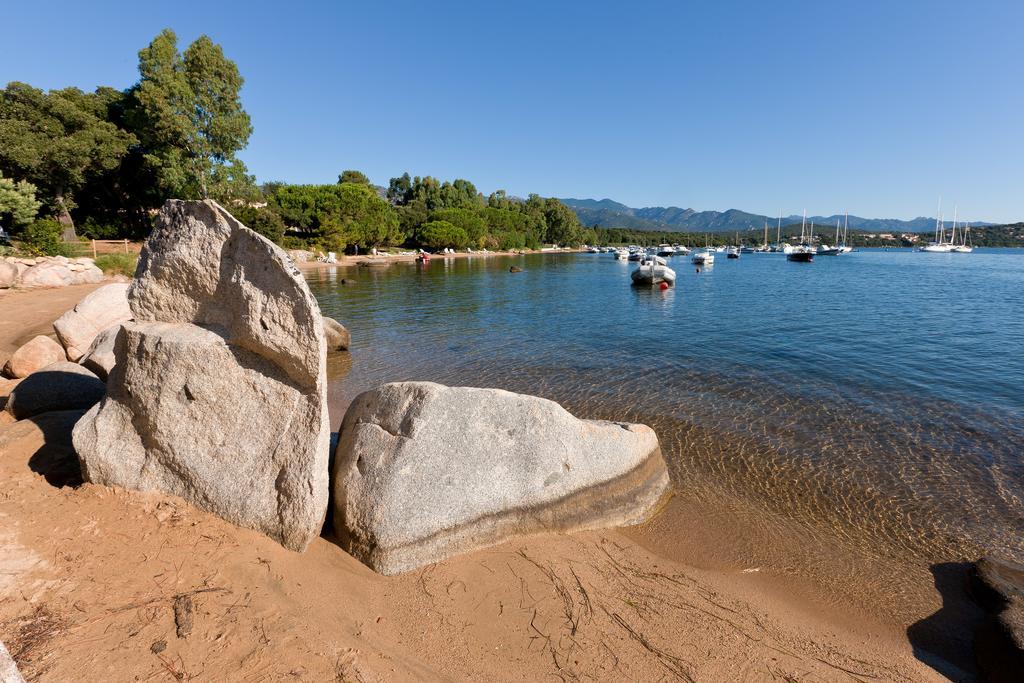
[310,250,1024,621]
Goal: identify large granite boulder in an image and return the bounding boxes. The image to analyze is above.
[5,362,105,420]
[971,556,1024,681]
[73,200,330,551]
[2,335,66,378]
[323,315,351,351]
[333,382,670,575]
[53,283,132,361]
[79,324,120,381]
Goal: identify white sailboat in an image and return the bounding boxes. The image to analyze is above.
[837,211,853,253]
[950,207,974,253]
[919,198,953,252]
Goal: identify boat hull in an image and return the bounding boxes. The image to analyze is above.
[786,252,814,262]
[631,265,676,285]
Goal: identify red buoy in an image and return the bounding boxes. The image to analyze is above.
[659,281,669,290]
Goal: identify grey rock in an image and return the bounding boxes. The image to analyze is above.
[74,200,329,551]
[79,325,121,381]
[19,262,75,288]
[74,322,324,550]
[53,283,132,361]
[323,316,351,351]
[2,335,66,378]
[6,361,104,420]
[0,639,26,683]
[333,381,670,574]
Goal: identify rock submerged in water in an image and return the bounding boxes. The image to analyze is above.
[323,315,351,351]
[73,199,330,552]
[53,283,132,361]
[5,362,105,420]
[971,556,1024,681]
[332,381,670,575]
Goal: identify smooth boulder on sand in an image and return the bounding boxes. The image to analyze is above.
[333,381,670,575]
[73,199,330,552]
[2,335,66,378]
[52,283,132,361]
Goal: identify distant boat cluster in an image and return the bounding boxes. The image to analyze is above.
[584,210,860,282]
[918,200,974,253]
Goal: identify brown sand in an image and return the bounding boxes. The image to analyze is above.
[0,286,945,681]
[0,284,106,358]
[296,248,574,272]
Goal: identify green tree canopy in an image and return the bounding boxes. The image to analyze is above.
[428,207,488,248]
[417,220,469,249]
[0,82,135,238]
[338,169,371,186]
[269,183,400,251]
[0,171,41,229]
[129,29,254,202]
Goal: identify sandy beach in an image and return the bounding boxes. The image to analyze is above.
[295,248,577,272]
[0,284,953,681]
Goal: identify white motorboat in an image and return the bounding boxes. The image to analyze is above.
[628,250,645,261]
[674,245,691,255]
[692,248,716,265]
[726,246,740,259]
[631,258,677,285]
[613,248,629,260]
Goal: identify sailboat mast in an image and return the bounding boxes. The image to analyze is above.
[844,210,849,245]
[936,196,942,243]
[835,218,840,246]
[951,204,958,245]
[777,211,782,244]
[801,209,807,243]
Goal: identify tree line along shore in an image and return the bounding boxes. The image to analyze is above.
[0,29,595,261]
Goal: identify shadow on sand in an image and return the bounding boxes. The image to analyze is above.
[23,409,86,488]
[906,562,985,681]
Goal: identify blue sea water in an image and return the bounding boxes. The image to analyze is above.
[308,248,1023,614]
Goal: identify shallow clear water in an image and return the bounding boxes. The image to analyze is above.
[309,249,1024,614]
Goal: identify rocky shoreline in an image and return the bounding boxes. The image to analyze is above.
[0,201,1017,680]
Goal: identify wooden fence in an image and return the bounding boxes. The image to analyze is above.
[62,239,134,259]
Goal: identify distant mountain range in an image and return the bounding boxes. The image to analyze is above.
[558,198,991,233]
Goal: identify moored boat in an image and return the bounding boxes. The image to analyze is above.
[631,258,677,285]
[787,247,814,262]
[692,248,716,265]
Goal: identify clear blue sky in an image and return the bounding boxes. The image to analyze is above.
[3,1,1022,222]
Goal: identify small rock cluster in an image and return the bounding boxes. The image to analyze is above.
[3,200,669,576]
[0,255,104,289]
[1,281,131,417]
